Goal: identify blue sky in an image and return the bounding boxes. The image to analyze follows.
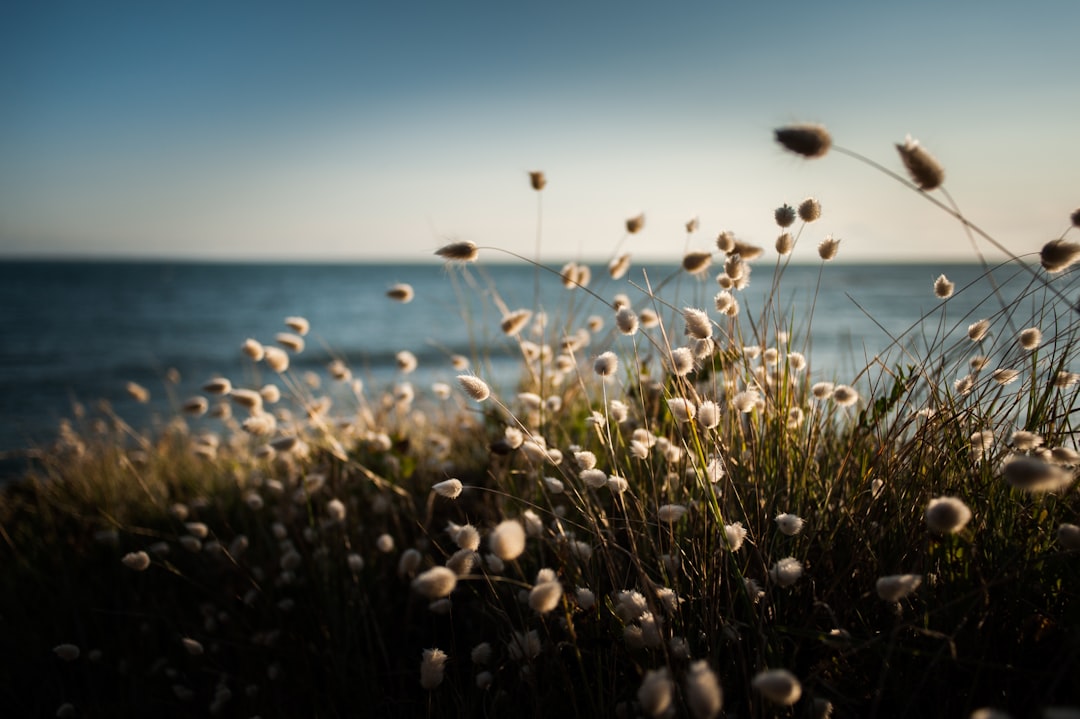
[1,0,1078,262]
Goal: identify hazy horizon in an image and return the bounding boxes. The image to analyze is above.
[3,1,1078,264]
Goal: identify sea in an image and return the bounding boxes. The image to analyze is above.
[0,259,1064,475]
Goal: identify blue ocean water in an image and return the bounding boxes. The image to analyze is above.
[0,259,1062,463]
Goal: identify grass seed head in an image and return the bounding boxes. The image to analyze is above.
[818,235,840,261]
[593,351,618,377]
[121,551,151,571]
[775,124,832,158]
[798,197,822,222]
[626,213,645,234]
[284,316,310,335]
[608,253,632,279]
[528,171,546,190]
[276,332,305,353]
[1019,327,1042,351]
[775,232,794,255]
[436,240,479,262]
[683,251,713,275]
[896,135,945,190]
[752,668,802,705]
[488,519,526,561]
[875,574,923,602]
[934,274,955,299]
[925,496,972,534]
[457,375,491,402]
[685,661,723,719]
[420,648,448,690]
[637,668,674,718]
[412,567,457,599]
[528,581,563,614]
[775,204,796,228]
[1058,523,1080,550]
[770,557,803,587]
[386,283,414,303]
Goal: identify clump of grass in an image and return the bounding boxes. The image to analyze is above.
[2,125,1080,719]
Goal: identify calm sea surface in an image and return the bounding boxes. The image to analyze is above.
[0,260,1058,465]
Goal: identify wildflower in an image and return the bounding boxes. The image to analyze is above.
[770,557,803,587]
[264,346,290,372]
[658,504,688,523]
[594,351,618,377]
[53,644,80,661]
[774,123,832,158]
[991,368,1020,385]
[775,232,794,255]
[724,522,747,551]
[683,307,713,340]
[896,135,945,190]
[1001,455,1072,493]
[528,170,546,190]
[637,668,674,717]
[626,213,645,234]
[436,240,479,262]
[925,496,972,534]
[818,235,840,261]
[488,520,526,561]
[121,551,151,571]
[697,400,720,430]
[1040,239,1080,273]
[609,252,632,279]
[412,567,457,599]
[1019,327,1042,350]
[667,398,696,423]
[775,513,805,536]
[798,197,822,222]
[682,251,713,275]
[528,581,563,614]
[875,574,923,602]
[1058,523,1080,550]
[775,204,796,228]
[432,479,464,499]
[833,385,859,406]
[457,375,491,402]
[386,283,414,303]
[934,274,954,299]
[420,648,448,690]
[752,668,802,705]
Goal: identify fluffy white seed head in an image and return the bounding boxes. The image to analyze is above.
[412,567,458,599]
[770,557,803,587]
[752,669,802,705]
[817,235,840,261]
[774,513,805,536]
[386,283,415,303]
[488,520,526,561]
[876,574,923,602]
[685,661,723,719]
[121,551,151,571]
[637,668,674,717]
[1019,327,1042,351]
[594,351,618,377]
[432,479,464,499]
[420,648,448,690]
[457,375,491,402]
[528,581,563,614]
[925,496,972,534]
[934,274,955,299]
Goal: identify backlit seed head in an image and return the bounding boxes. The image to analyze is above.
[126,382,150,403]
[242,338,265,361]
[626,213,645,234]
[775,124,831,158]
[732,241,764,260]
[202,377,232,395]
[769,557,803,587]
[1019,327,1042,350]
[528,581,563,614]
[420,648,448,690]
[432,479,464,499]
[284,316,309,336]
[412,567,457,599]
[818,235,840,261]
[775,232,794,255]
[386,283,415,303]
[528,171,546,190]
[122,551,151,571]
[685,661,723,719]
[667,397,695,423]
[436,240,479,262]
[263,346,289,373]
[1040,239,1080,273]
[276,332,305,353]
[992,368,1020,385]
[638,668,674,717]
[1001,455,1072,493]
[875,574,923,602]
[968,319,990,342]
[925,496,972,534]
[686,216,699,233]
[798,197,822,222]
[697,400,720,430]
[396,350,418,374]
[615,307,639,335]
[934,274,955,299]
[608,252,632,279]
[500,309,532,336]
[775,204,796,228]
[683,251,713,275]
[752,668,802,705]
[683,307,712,340]
[833,385,859,407]
[594,351,618,377]
[774,513,805,536]
[181,637,204,656]
[716,231,736,253]
[489,520,526,561]
[724,522,747,551]
[896,135,945,190]
[658,504,688,523]
[457,375,491,402]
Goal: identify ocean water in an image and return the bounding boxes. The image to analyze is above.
[0,259,1060,464]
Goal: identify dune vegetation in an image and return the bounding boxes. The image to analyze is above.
[2,125,1079,718]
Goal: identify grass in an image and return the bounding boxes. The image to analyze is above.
[2,125,1079,719]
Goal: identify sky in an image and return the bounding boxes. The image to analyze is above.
[1,0,1078,263]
